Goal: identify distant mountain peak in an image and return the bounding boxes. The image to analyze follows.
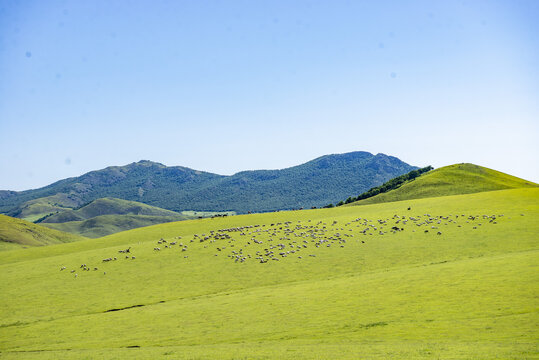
[130,160,167,168]
[135,160,164,165]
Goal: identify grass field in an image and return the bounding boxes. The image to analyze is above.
[0,187,537,359]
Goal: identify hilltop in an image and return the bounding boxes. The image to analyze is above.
[0,151,417,215]
[346,163,538,206]
[0,214,86,251]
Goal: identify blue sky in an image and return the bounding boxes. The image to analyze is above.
[1,0,538,190]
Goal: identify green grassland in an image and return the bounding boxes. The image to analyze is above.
[0,215,86,250]
[347,163,538,206]
[0,187,537,359]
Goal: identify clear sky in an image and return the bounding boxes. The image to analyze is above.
[1,0,538,191]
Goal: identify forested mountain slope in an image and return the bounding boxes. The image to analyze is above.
[0,152,417,215]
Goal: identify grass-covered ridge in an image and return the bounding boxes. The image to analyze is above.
[0,214,86,251]
[347,163,538,206]
[0,188,537,359]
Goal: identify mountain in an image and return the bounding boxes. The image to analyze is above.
[346,163,538,206]
[0,161,223,219]
[0,151,417,215]
[0,214,86,251]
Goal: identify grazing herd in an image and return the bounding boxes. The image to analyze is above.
[60,211,505,277]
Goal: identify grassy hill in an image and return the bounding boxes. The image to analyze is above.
[347,163,538,206]
[8,193,82,222]
[0,214,86,251]
[41,214,190,238]
[36,198,234,238]
[39,197,184,223]
[0,187,537,358]
[0,152,417,214]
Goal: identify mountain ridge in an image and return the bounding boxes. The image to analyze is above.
[0,151,417,215]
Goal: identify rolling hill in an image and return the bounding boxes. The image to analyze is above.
[346,163,538,206]
[0,187,537,358]
[41,214,189,239]
[4,193,80,223]
[0,214,86,251]
[36,198,234,238]
[0,151,417,215]
[39,197,185,223]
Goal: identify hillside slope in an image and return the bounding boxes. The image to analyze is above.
[347,163,538,206]
[178,152,417,212]
[40,197,183,223]
[0,152,417,214]
[0,214,86,251]
[36,198,232,238]
[41,214,189,238]
[6,193,80,222]
[0,188,537,358]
